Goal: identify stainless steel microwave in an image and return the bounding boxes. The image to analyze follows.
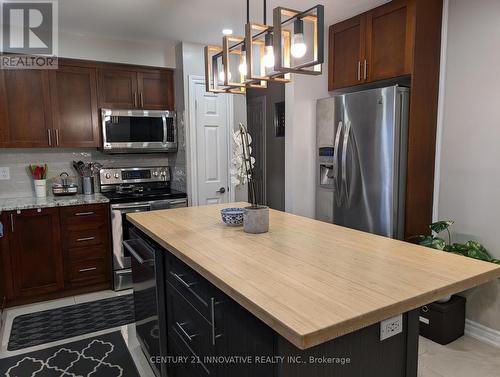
[101,109,177,153]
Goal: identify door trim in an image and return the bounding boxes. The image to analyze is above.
[187,75,233,206]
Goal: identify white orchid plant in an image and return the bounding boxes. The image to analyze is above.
[230,123,257,206]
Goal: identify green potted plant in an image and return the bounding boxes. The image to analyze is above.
[412,220,500,302]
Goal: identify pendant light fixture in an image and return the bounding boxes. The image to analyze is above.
[204,1,324,94]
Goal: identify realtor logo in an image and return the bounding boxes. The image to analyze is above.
[1,0,58,68]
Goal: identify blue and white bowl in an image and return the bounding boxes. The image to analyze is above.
[221,208,244,226]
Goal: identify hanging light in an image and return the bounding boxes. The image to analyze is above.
[273,5,324,75]
[291,18,307,58]
[204,2,324,94]
[263,32,275,68]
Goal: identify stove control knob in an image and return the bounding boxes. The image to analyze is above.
[105,173,111,179]
[114,173,120,179]
[153,171,159,177]
[160,171,166,176]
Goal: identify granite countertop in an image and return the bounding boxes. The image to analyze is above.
[128,202,500,350]
[0,193,109,213]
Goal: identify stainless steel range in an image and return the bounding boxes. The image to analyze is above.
[99,166,187,291]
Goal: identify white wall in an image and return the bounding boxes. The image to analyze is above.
[284,31,330,217]
[176,42,247,204]
[59,31,176,68]
[436,0,500,331]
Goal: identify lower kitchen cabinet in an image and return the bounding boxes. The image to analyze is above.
[159,248,418,377]
[0,203,112,307]
[164,252,274,377]
[9,208,64,299]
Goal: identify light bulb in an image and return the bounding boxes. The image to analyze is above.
[238,56,247,76]
[263,45,274,69]
[291,33,307,58]
[218,70,232,82]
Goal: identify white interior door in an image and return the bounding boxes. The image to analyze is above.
[193,80,229,205]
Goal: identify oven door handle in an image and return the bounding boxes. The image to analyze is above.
[111,203,152,211]
[123,239,154,265]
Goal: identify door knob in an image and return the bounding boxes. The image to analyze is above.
[216,187,226,194]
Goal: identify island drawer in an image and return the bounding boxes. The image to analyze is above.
[166,253,223,322]
[166,282,215,363]
[168,325,210,377]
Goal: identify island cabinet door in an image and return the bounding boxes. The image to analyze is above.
[8,208,64,299]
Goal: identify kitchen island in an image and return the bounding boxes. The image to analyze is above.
[127,203,500,377]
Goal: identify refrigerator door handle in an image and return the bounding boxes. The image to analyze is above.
[341,121,352,207]
[333,121,344,206]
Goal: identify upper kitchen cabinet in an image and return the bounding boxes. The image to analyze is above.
[98,68,138,109]
[138,70,174,110]
[365,0,414,82]
[98,66,174,110]
[49,65,100,147]
[0,69,52,147]
[328,15,366,90]
[329,0,414,90]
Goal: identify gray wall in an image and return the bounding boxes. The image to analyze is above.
[437,0,500,331]
[247,82,285,211]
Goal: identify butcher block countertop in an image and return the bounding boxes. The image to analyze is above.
[127,203,500,350]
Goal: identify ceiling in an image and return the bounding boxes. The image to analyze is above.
[59,0,389,45]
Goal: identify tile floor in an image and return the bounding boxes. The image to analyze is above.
[0,289,155,377]
[1,291,499,377]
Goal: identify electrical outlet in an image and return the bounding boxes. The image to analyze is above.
[0,167,10,180]
[380,314,403,341]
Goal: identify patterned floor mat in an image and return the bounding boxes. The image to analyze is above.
[8,295,135,351]
[0,331,140,377]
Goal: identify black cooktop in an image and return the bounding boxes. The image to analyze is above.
[102,187,187,204]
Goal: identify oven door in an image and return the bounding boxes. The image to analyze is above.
[101,109,177,153]
[111,202,152,290]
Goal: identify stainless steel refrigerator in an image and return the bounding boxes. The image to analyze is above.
[316,85,410,239]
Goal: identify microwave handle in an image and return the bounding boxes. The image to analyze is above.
[162,115,168,144]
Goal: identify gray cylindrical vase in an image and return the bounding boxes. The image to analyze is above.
[243,205,269,234]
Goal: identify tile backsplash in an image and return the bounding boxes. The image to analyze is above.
[0,148,186,198]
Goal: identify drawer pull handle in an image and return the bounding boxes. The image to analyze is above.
[76,236,96,242]
[171,272,196,289]
[176,322,198,341]
[75,211,95,216]
[79,267,97,273]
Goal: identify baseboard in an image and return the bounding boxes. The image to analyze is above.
[465,319,500,349]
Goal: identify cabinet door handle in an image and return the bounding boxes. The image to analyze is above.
[47,129,52,146]
[79,267,97,273]
[55,129,60,146]
[357,61,361,81]
[140,92,144,108]
[175,322,198,341]
[134,92,137,107]
[75,211,94,216]
[10,213,14,233]
[76,236,95,242]
[363,59,367,80]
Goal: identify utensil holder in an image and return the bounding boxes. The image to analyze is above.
[82,176,94,195]
[34,179,47,198]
